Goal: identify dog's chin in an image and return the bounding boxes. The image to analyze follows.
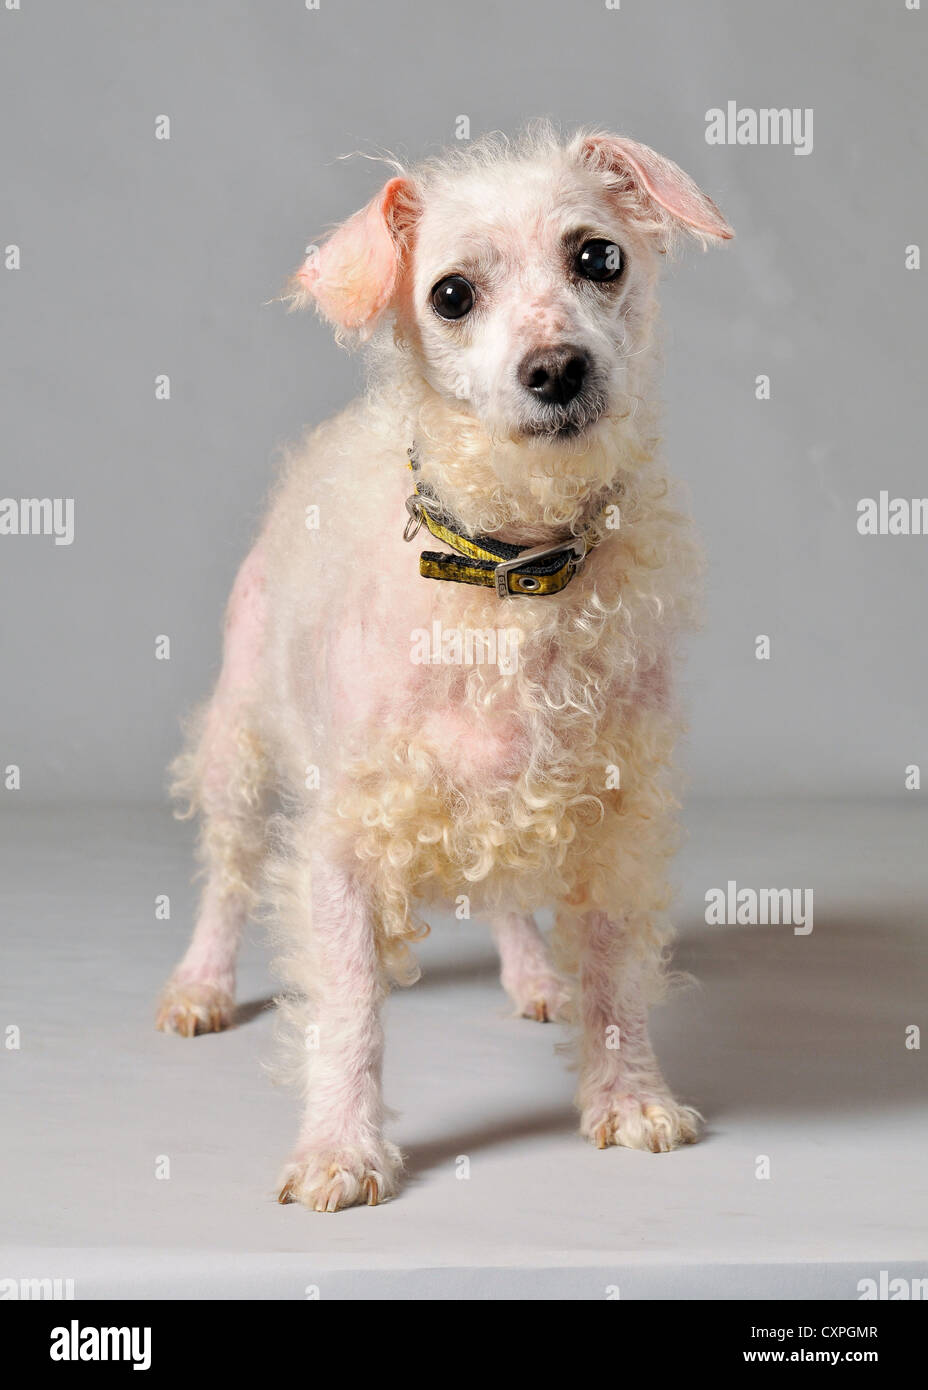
[516,399,607,445]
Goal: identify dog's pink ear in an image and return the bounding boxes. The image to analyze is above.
[289,176,418,339]
[576,133,733,243]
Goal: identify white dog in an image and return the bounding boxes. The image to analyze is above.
[156,124,732,1212]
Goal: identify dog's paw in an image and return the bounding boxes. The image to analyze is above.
[506,973,572,1023]
[277,1142,403,1213]
[155,979,234,1037]
[581,1093,701,1153]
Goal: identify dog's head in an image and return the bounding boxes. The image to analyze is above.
[290,127,732,447]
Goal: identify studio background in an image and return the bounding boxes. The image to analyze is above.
[2,0,925,802]
[2,0,926,1301]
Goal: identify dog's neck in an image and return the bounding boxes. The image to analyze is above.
[381,373,655,544]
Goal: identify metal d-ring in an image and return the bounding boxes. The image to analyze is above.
[403,496,425,542]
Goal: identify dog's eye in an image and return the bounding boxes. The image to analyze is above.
[431,275,475,320]
[575,240,623,283]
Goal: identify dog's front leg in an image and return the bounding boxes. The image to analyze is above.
[574,909,700,1153]
[277,849,401,1212]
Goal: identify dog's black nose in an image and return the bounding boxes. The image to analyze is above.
[518,346,590,406]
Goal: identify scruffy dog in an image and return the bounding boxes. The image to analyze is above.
[156,125,732,1212]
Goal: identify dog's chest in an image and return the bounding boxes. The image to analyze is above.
[322,551,578,780]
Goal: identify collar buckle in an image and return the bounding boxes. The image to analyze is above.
[493,536,587,598]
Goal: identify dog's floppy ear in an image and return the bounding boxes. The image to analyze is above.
[288,175,419,340]
[575,133,733,244]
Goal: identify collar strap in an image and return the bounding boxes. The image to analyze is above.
[403,455,595,599]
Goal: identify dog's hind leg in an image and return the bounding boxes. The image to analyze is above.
[156,545,269,1037]
[491,911,571,1022]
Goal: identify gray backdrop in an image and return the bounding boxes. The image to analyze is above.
[1,0,925,803]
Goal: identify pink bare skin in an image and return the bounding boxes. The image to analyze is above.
[156,125,731,1210]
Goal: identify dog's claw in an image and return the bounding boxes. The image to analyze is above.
[509,979,571,1023]
[155,979,234,1037]
[277,1144,401,1213]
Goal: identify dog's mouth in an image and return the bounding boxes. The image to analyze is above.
[520,392,607,441]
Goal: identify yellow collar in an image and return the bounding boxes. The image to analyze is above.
[402,451,596,598]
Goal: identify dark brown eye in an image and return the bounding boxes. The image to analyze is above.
[576,239,623,282]
[431,274,475,319]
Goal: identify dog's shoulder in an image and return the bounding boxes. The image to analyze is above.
[256,396,407,608]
